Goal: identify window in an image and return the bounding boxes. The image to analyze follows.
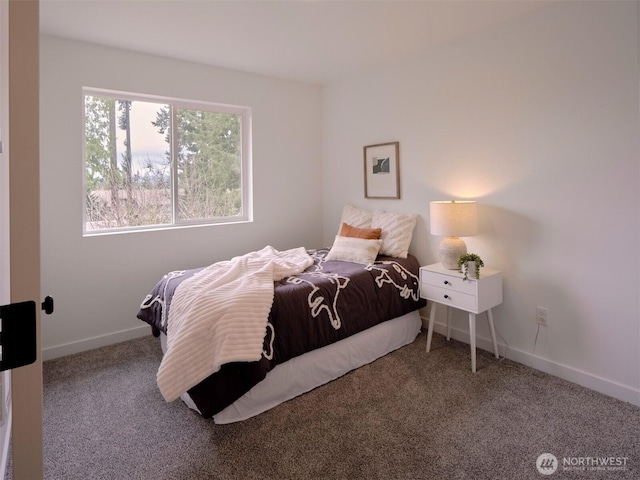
[83,88,251,234]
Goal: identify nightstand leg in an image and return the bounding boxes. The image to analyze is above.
[426,302,437,352]
[487,309,499,358]
[446,306,452,341]
[469,313,476,373]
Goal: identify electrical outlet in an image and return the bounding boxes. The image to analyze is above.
[536,306,549,326]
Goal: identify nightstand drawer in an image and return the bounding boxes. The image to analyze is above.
[420,269,477,295]
[420,284,477,312]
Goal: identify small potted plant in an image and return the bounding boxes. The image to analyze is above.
[458,253,484,281]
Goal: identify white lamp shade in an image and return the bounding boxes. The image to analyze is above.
[429,201,478,237]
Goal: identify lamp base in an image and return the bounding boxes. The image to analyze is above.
[439,237,467,269]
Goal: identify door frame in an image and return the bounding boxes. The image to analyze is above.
[0,0,12,477]
[3,1,44,478]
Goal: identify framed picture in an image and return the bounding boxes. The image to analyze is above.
[363,141,400,199]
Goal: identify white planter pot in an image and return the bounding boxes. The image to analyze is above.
[464,261,477,279]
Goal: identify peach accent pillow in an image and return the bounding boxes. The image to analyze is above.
[339,222,382,240]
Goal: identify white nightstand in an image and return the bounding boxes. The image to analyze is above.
[420,263,503,372]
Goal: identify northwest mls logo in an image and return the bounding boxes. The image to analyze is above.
[537,453,559,475]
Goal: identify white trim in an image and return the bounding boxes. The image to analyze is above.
[81,216,252,237]
[44,316,640,406]
[421,315,640,408]
[170,104,179,224]
[84,87,249,114]
[42,325,151,361]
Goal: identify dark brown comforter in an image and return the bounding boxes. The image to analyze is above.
[137,248,425,418]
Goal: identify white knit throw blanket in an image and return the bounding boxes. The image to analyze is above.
[157,246,313,402]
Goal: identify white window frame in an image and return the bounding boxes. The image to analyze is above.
[82,87,252,236]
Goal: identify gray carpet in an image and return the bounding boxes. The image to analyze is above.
[22,331,640,479]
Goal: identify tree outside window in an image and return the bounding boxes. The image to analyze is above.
[83,90,251,234]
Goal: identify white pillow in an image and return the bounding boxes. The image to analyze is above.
[325,235,382,265]
[338,205,373,233]
[371,210,416,258]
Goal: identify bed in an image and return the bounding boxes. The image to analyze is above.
[137,206,426,423]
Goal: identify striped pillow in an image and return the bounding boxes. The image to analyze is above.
[338,205,374,231]
[371,210,416,258]
[325,236,382,265]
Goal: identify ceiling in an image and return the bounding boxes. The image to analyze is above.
[40,0,544,85]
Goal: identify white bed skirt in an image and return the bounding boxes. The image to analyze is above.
[161,309,421,424]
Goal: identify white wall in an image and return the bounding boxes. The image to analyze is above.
[40,36,323,358]
[323,2,640,405]
[40,3,640,407]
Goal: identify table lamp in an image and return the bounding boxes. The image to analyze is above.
[430,200,478,269]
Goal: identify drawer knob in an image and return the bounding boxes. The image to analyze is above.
[444,280,450,285]
[444,294,450,299]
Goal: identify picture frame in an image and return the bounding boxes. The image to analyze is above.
[363,141,400,199]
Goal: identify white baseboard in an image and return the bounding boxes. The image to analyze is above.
[43,318,640,408]
[421,316,640,408]
[42,325,152,361]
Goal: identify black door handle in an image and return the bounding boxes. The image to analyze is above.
[41,295,54,315]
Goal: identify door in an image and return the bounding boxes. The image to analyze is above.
[0,1,44,479]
